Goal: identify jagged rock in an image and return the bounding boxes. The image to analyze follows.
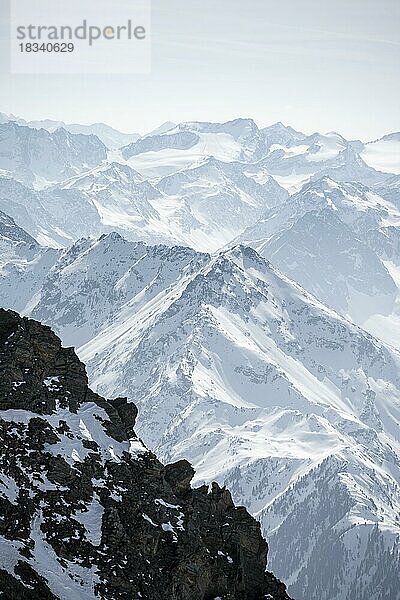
[0,309,292,600]
[164,460,195,498]
[110,397,138,437]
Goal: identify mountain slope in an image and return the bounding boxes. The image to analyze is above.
[153,156,288,251]
[0,177,103,248]
[0,211,59,313]
[47,163,176,246]
[30,236,209,346]
[242,136,389,194]
[361,132,400,175]
[122,118,269,178]
[0,165,174,249]
[374,174,400,209]
[53,122,139,150]
[236,177,400,326]
[2,232,399,599]
[0,112,140,150]
[0,209,37,247]
[0,159,287,252]
[65,244,400,600]
[261,122,306,150]
[144,121,177,137]
[0,308,291,600]
[1,112,400,600]
[0,122,107,188]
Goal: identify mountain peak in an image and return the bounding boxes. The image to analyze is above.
[98,231,124,243]
[0,209,38,246]
[222,242,268,265]
[143,121,177,137]
[263,121,302,135]
[177,117,261,141]
[0,308,292,599]
[307,174,340,187]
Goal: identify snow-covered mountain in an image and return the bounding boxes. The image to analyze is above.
[57,242,398,600]
[375,174,400,209]
[0,158,287,252]
[122,130,200,161]
[122,118,269,178]
[153,156,288,251]
[177,118,268,160]
[119,119,393,193]
[361,132,400,175]
[0,164,177,248]
[45,163,177,246]
[0,208,37,247]
[1,112,396,195]
[0,122,107,187]
[0,112,140,149]
[261,121,306,150]
[235,177,400,327]
[59,123,139,150]
[1,111,400,600]
[13,233,399,600]
[241,134,388,194]
[0,177,104,248]
[143,121,177,137]
[30,236,208,347]
[0,210,59,313]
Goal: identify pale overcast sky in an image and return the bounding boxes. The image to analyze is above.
[0,0,399,139]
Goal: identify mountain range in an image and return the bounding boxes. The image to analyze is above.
[0,121,107,188]
[235,176,400,326]
[0,112,140,149]
[0,111,399,600]
[16,235,398,600]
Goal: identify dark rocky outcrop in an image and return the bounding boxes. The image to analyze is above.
[0,309,292,600]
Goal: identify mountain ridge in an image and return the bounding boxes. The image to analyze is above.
[1,109,400,600]
[0,307,292,600]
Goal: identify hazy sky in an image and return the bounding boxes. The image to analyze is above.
[1,0,399,140]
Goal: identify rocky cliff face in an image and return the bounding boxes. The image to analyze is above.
[0,309,291,600]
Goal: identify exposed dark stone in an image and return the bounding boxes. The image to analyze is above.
[0,566,56,600]
[164,459,196,497]
[0,309,292,600]
[110,397,138,434]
